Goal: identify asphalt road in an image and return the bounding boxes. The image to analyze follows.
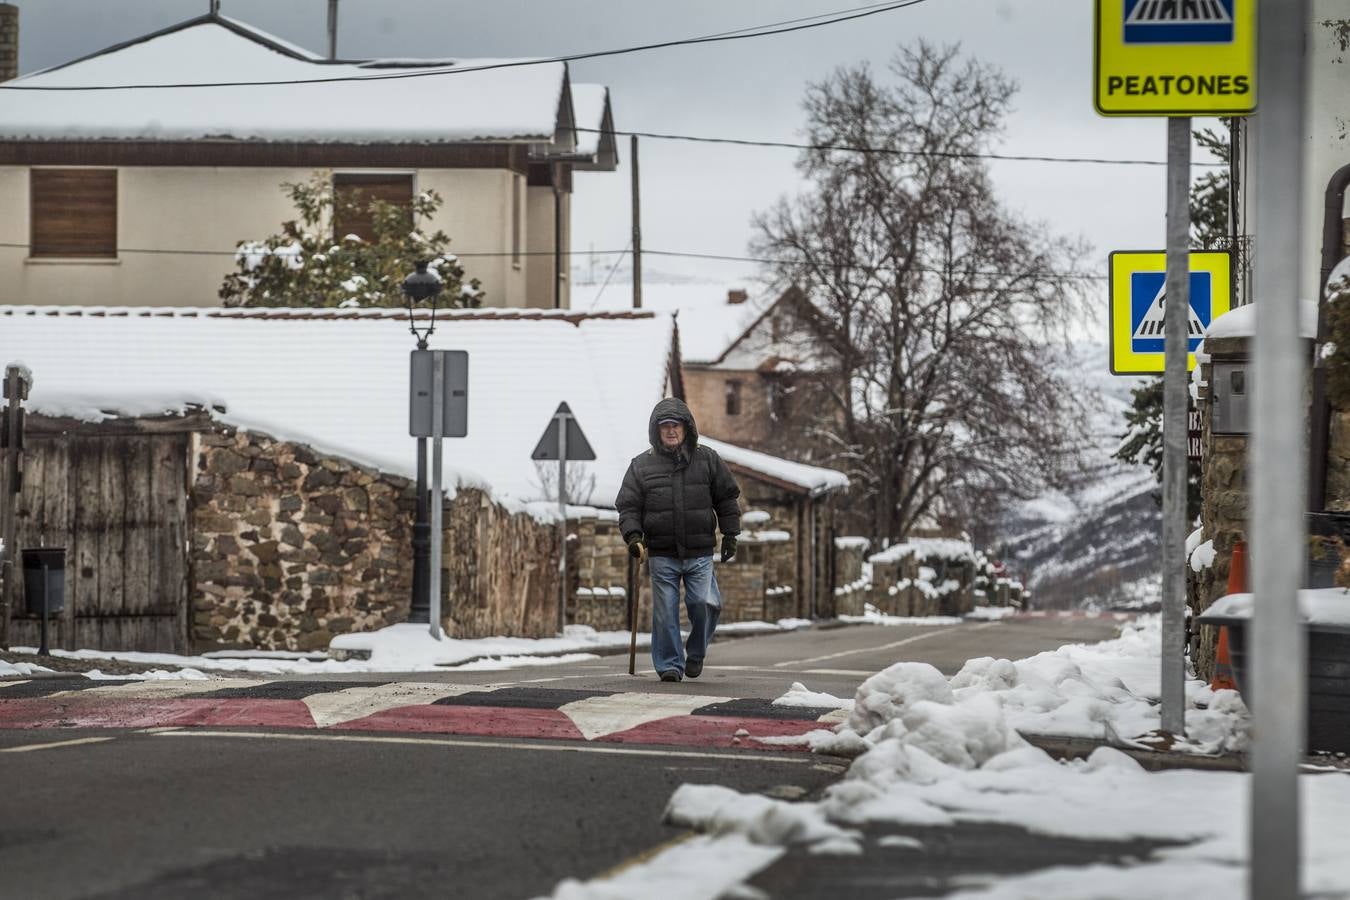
[0,616,1129,900]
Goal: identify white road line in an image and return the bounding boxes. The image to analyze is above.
[0,679,30,690]
[1,736,114,753]
[150,729,815,763]
[801,668,875,676]
[559,692,727,740]
[771,627,962,667]
[301,682,489,728]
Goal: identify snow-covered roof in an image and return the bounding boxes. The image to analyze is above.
[0,305,675,509]
[573,281,778,364]
[0,16,573,145]
[1203,300,1318,341]
[699,436,848,496]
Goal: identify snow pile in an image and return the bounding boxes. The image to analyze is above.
[965,606,1018,621]
[0,658,54,677]
[777,616,1248,755]
[772,682,853,710]
[665,784,861,854]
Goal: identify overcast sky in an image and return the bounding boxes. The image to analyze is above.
[12,0,1213,320]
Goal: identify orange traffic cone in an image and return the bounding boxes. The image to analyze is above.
[1210,540,1247,692]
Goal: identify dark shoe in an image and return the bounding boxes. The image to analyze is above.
[685,658,703,678]
[659,670,682,683]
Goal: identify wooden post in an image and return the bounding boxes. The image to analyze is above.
[1,364,29,650]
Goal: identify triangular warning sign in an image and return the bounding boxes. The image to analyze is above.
[530,402,597,461]
[1132,282,1206,341]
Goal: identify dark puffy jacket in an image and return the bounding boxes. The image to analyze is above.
[615,398,741,559]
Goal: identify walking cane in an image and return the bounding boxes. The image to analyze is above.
[628,544,646,676]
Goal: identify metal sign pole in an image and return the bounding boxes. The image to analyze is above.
[557,413,568,636]
[1160,116,1190,736]
[429,353,445,640]
[1251,1,1308,896]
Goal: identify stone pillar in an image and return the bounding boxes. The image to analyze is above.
[0,5,17,83]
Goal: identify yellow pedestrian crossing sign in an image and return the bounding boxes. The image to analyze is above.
[1108,251,1233,375]
[1094,0,1256,116]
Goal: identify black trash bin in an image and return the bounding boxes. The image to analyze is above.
[22,547,66,615]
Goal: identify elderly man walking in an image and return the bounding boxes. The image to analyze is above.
[615,398,741,682]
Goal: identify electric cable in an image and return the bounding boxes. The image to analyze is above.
[0,0,933,92]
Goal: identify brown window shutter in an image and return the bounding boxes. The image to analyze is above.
[333,173,414,244]
[30,168,117,258]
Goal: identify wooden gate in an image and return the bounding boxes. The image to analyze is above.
[3,415,194,653]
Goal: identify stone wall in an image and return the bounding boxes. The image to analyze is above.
[569,512,634,633]
[191,428,416,652]
[191,425,562,652]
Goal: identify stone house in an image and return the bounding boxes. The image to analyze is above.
[0,10,618,310]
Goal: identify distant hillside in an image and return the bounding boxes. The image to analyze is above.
[989,347,1162,611]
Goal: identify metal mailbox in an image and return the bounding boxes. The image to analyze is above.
[1211,361,1249,435]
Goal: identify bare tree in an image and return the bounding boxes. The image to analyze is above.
[754,42,1091,541]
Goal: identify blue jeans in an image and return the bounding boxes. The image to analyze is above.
[649,555,722,676]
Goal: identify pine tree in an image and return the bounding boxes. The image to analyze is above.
[219,173,482,309]
[1112,124,1230,520]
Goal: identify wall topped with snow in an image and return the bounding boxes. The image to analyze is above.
[0,306,675,507]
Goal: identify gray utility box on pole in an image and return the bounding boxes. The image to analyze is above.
[410,350,468,438]
[408,349,468,641]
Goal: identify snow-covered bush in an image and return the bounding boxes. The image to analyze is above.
[219,173,483,309]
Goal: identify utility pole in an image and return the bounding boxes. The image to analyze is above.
[631,135,642,310]
[1250,1,1309,896]
[1160,116,1189,736]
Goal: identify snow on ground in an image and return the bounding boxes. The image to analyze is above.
[83,667,212,682]
[539,834,783,900]
[544,615,1320,900]
[0,659,54,677]
[437,653,600,672]
[838,606,965,627]
[5,620,815,679]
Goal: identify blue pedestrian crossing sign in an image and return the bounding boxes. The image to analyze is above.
[1108,250,1232,375]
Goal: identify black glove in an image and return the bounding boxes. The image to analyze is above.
[626,533,647,560]
[721,535,738,563]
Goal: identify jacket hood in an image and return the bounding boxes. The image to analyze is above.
[648,397,699,453]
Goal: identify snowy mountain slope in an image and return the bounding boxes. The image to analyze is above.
[989,346,1162,610]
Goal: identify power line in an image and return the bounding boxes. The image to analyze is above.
[577,127,1227,169]
[0,1,932,92]
[0,241,1105,281]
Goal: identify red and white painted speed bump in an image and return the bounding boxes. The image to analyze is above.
[0,680,836,751]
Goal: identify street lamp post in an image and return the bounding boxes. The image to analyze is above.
[403,261,443,625]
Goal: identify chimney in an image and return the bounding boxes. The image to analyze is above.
[327,0,339,60]
[727,288,748,305]
[0,4,18,83]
